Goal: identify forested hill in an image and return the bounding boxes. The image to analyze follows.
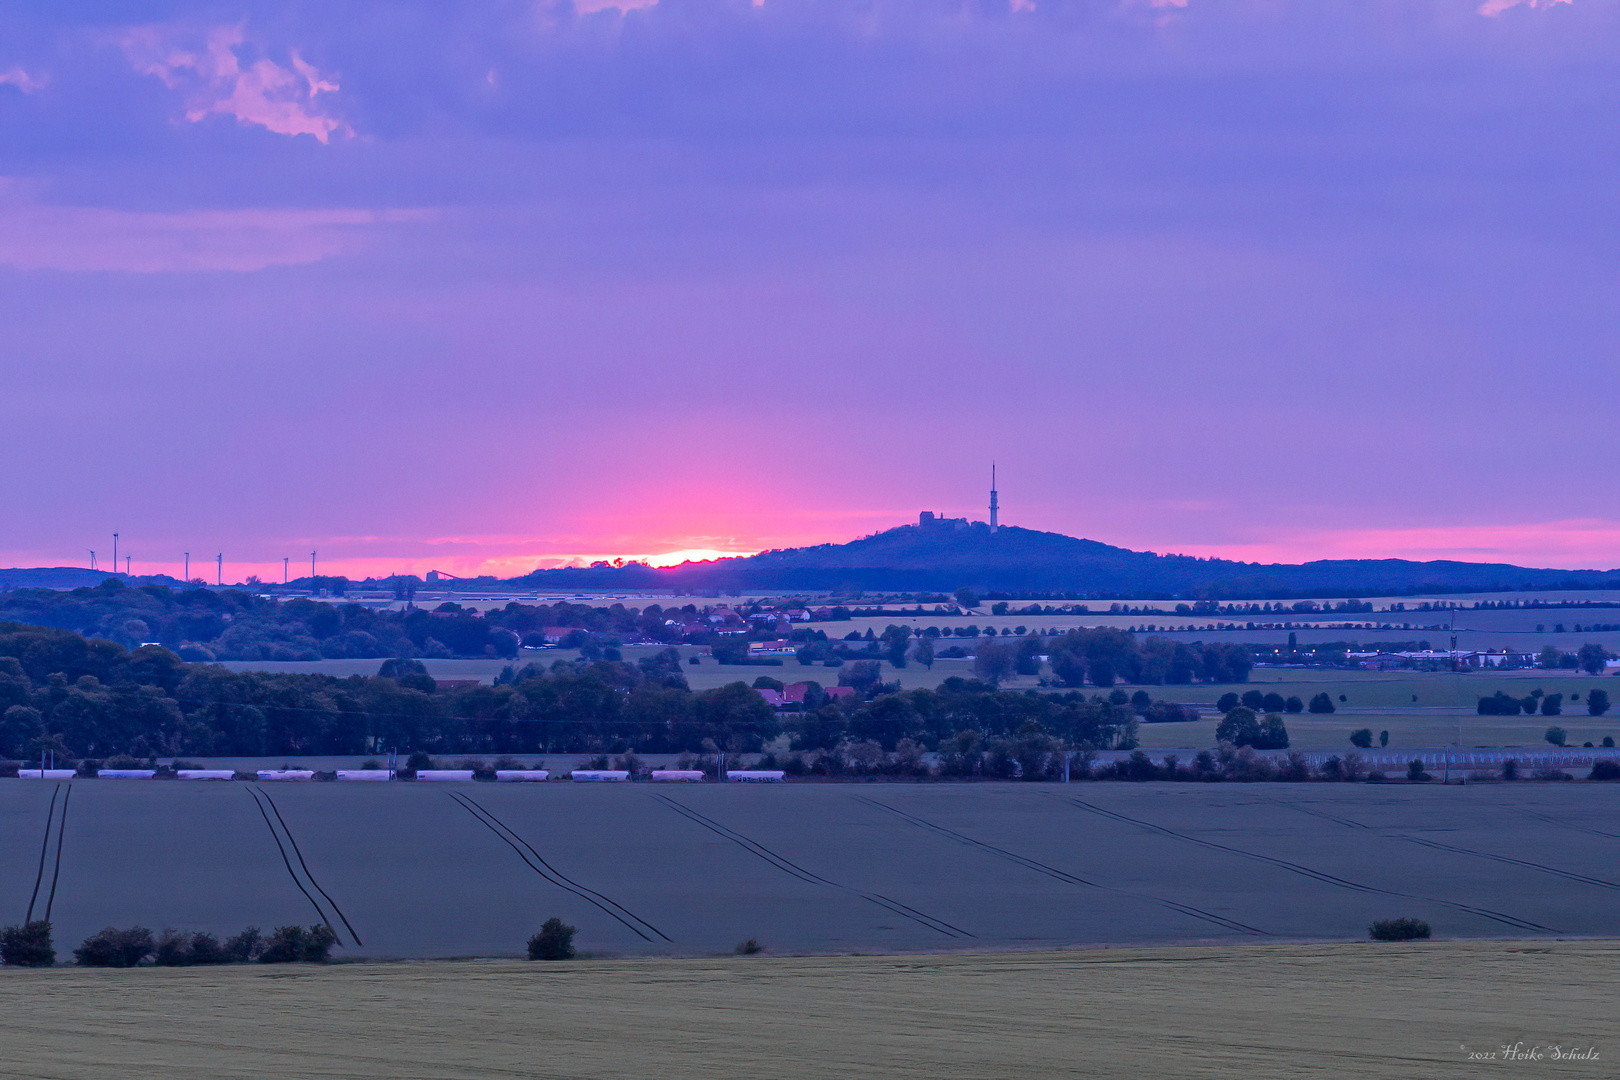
[517,521,1620,597]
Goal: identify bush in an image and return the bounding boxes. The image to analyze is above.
[1369,918,1431,941]
[152,929,229,967]
[1589,760,1620,781]
[0,921,55,967]
[1540,693,1564,717]
[1545,726,1567,747]
[1284,696,1304,714]
[1308,692,1335,714]
[74,926,154,968]
[1349,728,1373,749]
[735,938,764,955]
[224,927,265,963]
[528,917,577,961]
[1216,692,1240,713]
[1406,759,1429,782]
[1241,690,1265,710]
[1588,689,1611,716]
[1501,759,1519,781]
[259,924,337,964]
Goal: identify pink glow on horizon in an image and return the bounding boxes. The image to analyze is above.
[9,518,1620,585]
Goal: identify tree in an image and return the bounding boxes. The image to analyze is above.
[528,917,577,960]
[914,634,934,670]
[954,587,978,609]
[1215,706,1260,747]
[1308,692,1336,714]
[1545,726,1567,747]
[1284,696,1304,714]
[1578,643,1608,676]
[0,921,54,967]
[1241,690,1265,710]
[1261,692,1286,713]
[1349,728,1373,749]
[1255,714,1290,750]
[1379,730,1389,747]
[1540,693,1563,717]
[1588,688,1610,716]
[1538,646,1563,669]
[1216,692,1240,713]
[973,639,1016,688]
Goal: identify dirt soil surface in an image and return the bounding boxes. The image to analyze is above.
[0,941,1612,1079]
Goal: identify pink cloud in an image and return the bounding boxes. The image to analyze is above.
[573,0,660,14]
[121,25,350,142]
[0,67,47,93]
[0,181,425,272]
[1478,0,1573,15]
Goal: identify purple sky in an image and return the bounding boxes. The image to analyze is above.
[2,0,1617,581]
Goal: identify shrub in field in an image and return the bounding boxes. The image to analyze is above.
[1501,759,1519,781]
[1605,737,1615,748]
[1532,768,1571,782]
[1216,692,1240,713]
[1379,730,1389,747]
[152,930,230,966]
[1589,760,1620,781]
[1349,729,1373,749]
[735,939,764,955]
[259,925,337,964]
[1545,726,1567,747]
[1588,689,1610,717]
[1308,693,1335,714]
[1366,770,1387,782]
[224,927,265,963]
[0,921,55,967]
[1240,690,1265,710]
[1406,759,1430,782]
[1540,693,1564,717]
[405,751,434,772]
[74,926,154,968]
[1369,918,1431,941]
[1284,696,1304,714]
[528,917,577,961]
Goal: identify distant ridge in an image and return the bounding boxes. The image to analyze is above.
[513,520,1620,598]
[0,567,118,591]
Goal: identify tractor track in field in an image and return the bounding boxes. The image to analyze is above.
[1066,797,1562,935]
[856,795,1267,937]
[245,784,360,946]
[653,793,973,940]
[448,791,669,943]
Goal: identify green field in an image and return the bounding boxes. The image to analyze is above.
[0,942,1610,1079]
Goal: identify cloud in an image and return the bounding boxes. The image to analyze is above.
[1478,0,1573,15]
[120,24,350,142]
[0,182,424,272]
[574,0,661,13]
[0,66,46,93]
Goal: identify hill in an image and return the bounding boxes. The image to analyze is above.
[516,520,1620,598]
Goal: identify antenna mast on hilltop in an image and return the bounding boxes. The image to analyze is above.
[989,463,999,533]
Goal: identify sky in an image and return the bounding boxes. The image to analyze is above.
[2,0,1617,581]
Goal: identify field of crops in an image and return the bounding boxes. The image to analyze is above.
[0,941,1611,1079]
[5,781,1619,963]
